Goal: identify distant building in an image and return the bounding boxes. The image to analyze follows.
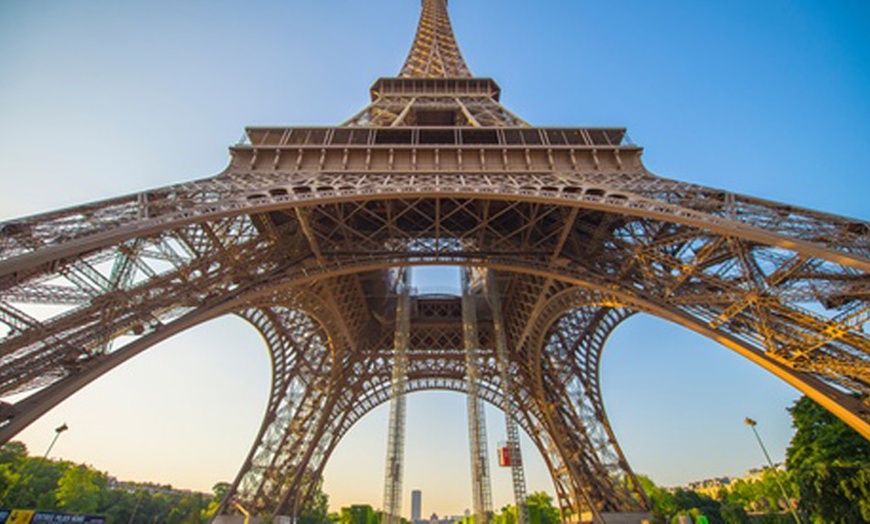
[106,476,209,498]
[679,462,789,499]
[686,477,732,499]
[744,462,785,481]
[411,490,422,522]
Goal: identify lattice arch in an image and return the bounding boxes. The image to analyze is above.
[218,283,652,517]
[1,0,868,521]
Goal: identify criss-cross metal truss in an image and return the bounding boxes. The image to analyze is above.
[462,268,494,523]
[382,268,410,524]
[0,0,868,521]
[400,0,471,79]
[488,271,530,524]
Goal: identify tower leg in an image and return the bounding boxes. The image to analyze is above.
[486,270,530,524]
[462,268,493,524]
[382,269,411,524]
[219,306,340,517]
[533,304,650,519]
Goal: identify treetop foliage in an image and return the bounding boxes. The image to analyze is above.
[786,396,869,469]
[638,395,870,523]
[0,441,213,523]
[3,394,865,524]
[785,396,870,523]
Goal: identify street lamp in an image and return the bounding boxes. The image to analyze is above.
[43,423,68,459]
[744,417,801,523]
[10,423,70,509]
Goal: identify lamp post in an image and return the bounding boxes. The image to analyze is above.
[43,423,68,459]
[10,423,70,508]
[744,417,801,523]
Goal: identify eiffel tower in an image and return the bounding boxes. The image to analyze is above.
[1,0,869,522]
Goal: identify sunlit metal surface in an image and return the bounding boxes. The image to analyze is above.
[0,0,868,521]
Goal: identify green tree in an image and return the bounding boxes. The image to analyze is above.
[786,396,870,522]
[204,481,232,518]
[524,492,559,524]
[0,462,20,504]
[0,439,215,522]
[55,464,107,513]
[4,457,68,510]
[724,468,795,514]
[669,490,722,523]
[99,488,140,523]
[636,474,677,522]
[491,503,518,524]
[0,441,28,464]
[719,502,748,524]
[787,396,868,467]
[0,441,28,504]
[790,462,869,522]
[298,479,332,524]
[177,492,207,523]
[146,491,175,522]
[212,481,231,502]
[340,504,377,524]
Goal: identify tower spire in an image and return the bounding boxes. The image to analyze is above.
[400,0,472,78]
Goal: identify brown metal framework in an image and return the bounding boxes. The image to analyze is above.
[488,270,530,524]
[0,0,868,521]
[382,268,410,524]
[462,268,494,522]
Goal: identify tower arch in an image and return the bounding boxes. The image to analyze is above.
[0,0,867,521]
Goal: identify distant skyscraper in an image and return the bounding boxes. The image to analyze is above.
[411,490,422,522]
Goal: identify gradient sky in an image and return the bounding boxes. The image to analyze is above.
[1,0,869,518]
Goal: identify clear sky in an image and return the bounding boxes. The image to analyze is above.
[1,0,869,518]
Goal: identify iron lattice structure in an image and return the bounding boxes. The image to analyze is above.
[0,0,869,520]
[382,268,410,524]
[462,268,494,522]
[488,271,530,524]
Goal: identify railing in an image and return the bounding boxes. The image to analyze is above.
[370,77,502,100]
[243,126,630,148]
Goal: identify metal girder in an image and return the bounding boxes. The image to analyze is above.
[462,268,494,523]
[400,0,471,79]
[487,270,530,524]
[2,204,867,407]
[538,307,648,518]
[0,201,867,518]
[219,306,337,516]
[1,0,869,521]
[382,269,410,524]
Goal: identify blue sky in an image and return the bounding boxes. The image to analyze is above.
[1,0,868,517]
